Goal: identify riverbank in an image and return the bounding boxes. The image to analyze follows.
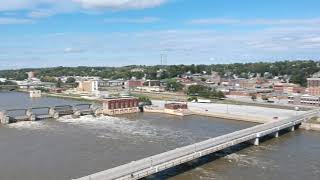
[301,123,320,131]
[8,90,311,125]
[300,117,320,131]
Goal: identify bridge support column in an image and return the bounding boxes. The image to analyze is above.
[49,107,56,118]
[0,111,10,124]
[274,131,279,138]
[290,126,295,132]
[249,137,259,146]
[26,109,36,121]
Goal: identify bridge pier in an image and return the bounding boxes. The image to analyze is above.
[0,111,10,124]
[49,107,56,118]
[274,131,279,138]
[26,109,36,121]
[290,126,295,132]
[249,137,259,146]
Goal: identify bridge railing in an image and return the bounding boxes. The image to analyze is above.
[75,109,319,180]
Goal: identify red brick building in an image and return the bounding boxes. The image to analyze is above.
[165,103,188,110]
[102,97,139,115]
[307,78,320,96]
[126,80,144,88]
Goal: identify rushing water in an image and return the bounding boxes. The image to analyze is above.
[0,91,320,180]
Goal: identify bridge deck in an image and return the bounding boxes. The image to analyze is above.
[74,110,318,180]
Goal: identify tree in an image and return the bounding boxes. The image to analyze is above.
[217,91,225,99]
[137,95,152,105]
[15,73,28,81]
[40,76,57,83]
[250,93,257,101]
[187,85,225,99]
[261,94,269,101]
[66,77,76,84]
[56,78,63,88]
[187,85,208,95]
[166,79,183,92]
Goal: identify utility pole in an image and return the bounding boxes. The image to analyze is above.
[160,54,167,67]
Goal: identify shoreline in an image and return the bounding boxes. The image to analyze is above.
[301,122,320,131]
[4,91,320,130]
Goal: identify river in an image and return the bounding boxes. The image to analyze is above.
[0,91,319,180]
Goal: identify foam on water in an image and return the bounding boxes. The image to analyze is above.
[7,121,50,131]
[57,115,195,145]
[223,152,278,169]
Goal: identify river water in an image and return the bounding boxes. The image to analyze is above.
[0,92,319,180]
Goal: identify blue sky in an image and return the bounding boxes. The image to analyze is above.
[0,0,320,69]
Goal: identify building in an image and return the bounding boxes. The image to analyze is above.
[288,94,320,106]
[143,80,161,87]
[163,102,191,116]
[307,78,320,96]
[165,103,188,110]
[284,86,305,94]
[207,71,221,84]
[0,78,6,83]
[27,71,36,79]
[102,97,139,115]
[130,68,145,73]
[103,80,124,87]
[77,80,98,93]
[135,86,165,92]
[273,83,304,95]
[126,80,144,88]
[29,90,41,98]
[239,79,257,88]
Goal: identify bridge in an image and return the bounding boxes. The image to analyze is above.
[0,103,98,124]
[74,109,319,180]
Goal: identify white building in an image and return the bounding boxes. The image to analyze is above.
[77,80,99,93]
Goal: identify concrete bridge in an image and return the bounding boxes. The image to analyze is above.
[0,103,97,124]
[74,109,319,180]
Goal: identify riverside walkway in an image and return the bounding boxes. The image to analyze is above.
[75,109,319,180]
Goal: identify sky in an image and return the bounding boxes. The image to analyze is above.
[0,0,320,69]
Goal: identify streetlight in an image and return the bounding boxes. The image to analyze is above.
[295,106,299,116]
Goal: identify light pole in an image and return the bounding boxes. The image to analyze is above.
[295,106,299,116]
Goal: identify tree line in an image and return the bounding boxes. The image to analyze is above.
[0,60,319,87]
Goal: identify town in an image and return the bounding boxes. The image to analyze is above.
[1,60,320,108]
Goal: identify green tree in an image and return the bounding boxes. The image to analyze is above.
[40,76,57,83]
[250,93,257,101]
[137,95,152,105]
[56,78,63,88]
[261,94,269,101]
[166,79,183,92]
[66,77,76,84]
[16,73,28,81]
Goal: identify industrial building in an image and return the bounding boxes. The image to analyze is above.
[102,97,139,115]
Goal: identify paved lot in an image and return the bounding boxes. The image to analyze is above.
[152,100,305,121]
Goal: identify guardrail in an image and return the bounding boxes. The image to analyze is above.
[74,109,319,180]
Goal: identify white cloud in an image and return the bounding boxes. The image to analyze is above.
[0,0,167,17]
[28,9,56,18]
[63,47,85,53]
[103,17,160,23]
[72,0,167,10]
[0,17,33,24]
[188,18,320,26]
